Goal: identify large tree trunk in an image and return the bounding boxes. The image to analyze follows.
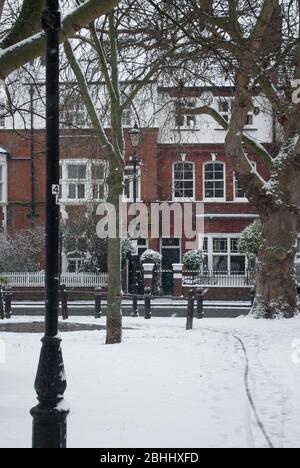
[252,208,298,319]
[106,169,123,344]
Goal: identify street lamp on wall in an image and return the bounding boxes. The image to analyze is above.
[128,123,142,205]
[128,123,141,152]
[128,124,141,316]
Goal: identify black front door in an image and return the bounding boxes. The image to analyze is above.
[161,239,181,295]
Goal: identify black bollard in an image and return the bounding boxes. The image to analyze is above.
[144,287,152,320]
[60,285,68,320]
[4,287,12,319]
[131,293,139,317]
[186,290,195,330]
[95,287,102,319]
[0,286,4,320]
[196,288,204,319]
[250,287,256,307]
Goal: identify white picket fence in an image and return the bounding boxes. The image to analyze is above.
[0,272,108,288]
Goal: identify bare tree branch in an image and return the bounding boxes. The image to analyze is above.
[180,105,273,169]
[0,0,44,49]
[121,44,179,111]
[0,0,121,79]
[63,39,123,168]
[108,10,124,158]
[89,21,117,102]
[0,0,5,23]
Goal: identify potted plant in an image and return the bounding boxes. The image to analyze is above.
[140,250,162,295]
[140,249,162,266]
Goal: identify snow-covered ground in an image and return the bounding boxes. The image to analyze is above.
[1,315,300,448]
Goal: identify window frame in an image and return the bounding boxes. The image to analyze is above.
[233,162,257,202]
[203,161,226,202]
[174,100,197,129]
[199,234,246,275]
[172,161,195,201]
[218,98,255,129]
[120,93,132,128]
[60,97,87,128]
[59,159,107,203]
[0,156,8,204]
[65,162,88,201]
[123,165,142,202]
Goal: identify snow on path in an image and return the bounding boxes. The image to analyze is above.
[0,316,300,448]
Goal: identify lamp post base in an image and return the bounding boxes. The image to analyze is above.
[30,336,69,448]
[31,405,68,449]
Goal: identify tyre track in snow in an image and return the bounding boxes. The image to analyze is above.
[196,324,287,448]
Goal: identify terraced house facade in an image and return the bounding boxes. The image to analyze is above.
[1,81,294,294]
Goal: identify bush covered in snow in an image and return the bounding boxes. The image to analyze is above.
[0,228,45,272]
[183,249,203,271]
[140,249,162,266]
[238,220,263,258]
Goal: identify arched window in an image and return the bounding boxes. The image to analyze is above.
[204,162,225,201]
[173,162,195,200]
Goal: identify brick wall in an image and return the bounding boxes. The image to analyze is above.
[0,128,286,248]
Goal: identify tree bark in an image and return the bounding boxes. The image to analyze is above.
[252,208,298,319]
[106,167,123,344]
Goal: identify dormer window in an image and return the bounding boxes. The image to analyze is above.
[219,100,232,122]
[175,101,196,129]
[61,96,87,128]
[218,99,254,127]
[219,98,254,127]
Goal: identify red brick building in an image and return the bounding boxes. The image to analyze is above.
[0,84,283,292]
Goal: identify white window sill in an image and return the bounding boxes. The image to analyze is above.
[171,128,200,132]
[215,127,258,131]
[123,198,142,203]
[233,198,249,203]
[173,198,195,202]
[204,198,226,202]
[59,199,105,204]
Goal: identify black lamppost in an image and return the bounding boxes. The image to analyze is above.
[128,124,141,317]
[30,0,69,448]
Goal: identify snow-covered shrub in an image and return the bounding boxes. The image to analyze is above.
[0,228,45,272]
[238,220,263,258]
[183,249,203,271]
[140,249,162,266]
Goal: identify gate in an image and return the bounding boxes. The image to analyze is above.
[160,268,174,295]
